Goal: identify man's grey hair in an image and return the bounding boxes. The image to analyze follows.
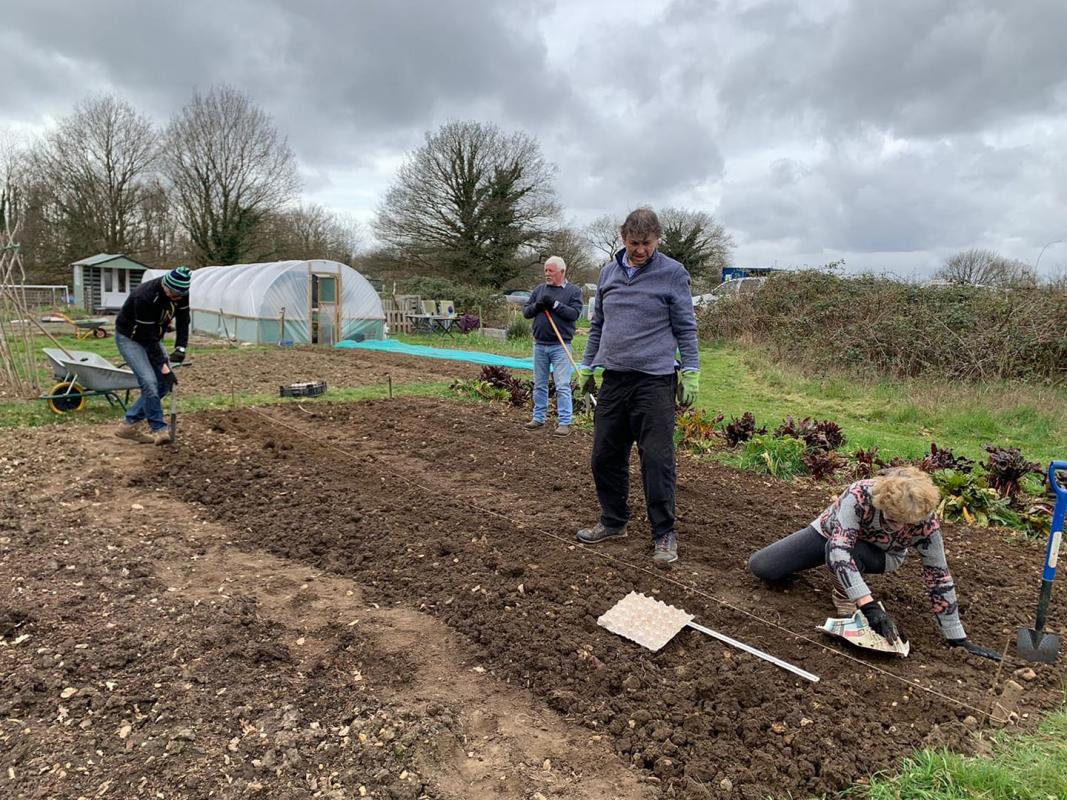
[620,207,662,239]
[544,255,567,272]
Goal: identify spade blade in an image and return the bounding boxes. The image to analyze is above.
[1016,628,1060,664]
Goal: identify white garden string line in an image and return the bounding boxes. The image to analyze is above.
[243,406,998,719]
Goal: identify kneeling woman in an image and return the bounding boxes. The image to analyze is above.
[748,466,1000,660]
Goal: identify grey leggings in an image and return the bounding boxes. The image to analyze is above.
[748,525,886,583]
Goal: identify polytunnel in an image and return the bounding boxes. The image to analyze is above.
[143,260,385,345]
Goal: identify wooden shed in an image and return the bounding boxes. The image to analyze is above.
[71,254,152,312]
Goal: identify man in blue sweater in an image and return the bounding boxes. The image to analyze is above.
[576,208,700,564]
[522,256,585,435]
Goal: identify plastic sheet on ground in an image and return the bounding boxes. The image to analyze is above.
[335,338,534,370]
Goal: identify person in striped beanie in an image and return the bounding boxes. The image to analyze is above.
[114,266,192,445]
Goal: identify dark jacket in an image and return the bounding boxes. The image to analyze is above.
[115,277,190,349]
[522,281,584,343]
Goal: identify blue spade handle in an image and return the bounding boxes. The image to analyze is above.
[1046,461,1067,582]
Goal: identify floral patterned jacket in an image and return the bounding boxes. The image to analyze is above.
[813,480,965,640]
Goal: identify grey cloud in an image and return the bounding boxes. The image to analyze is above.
[721,137,1038,256]
[719,0,1067,139]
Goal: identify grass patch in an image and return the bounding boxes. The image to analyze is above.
[861,707,1067,800]
[699,343,1065,466]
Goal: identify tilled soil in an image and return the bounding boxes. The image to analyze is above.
[2,396,1063,800]
[175,345,483,397]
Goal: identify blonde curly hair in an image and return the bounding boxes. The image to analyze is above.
[871,466,940,524]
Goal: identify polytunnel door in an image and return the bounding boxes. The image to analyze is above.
[311,273,340,345]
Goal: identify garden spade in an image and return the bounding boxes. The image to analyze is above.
[598,591,819,682]
[1016,460,1066,664]
[165,366,179,444]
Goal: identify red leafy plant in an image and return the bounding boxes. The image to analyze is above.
[480,366,532,407]
[722,412,764,447]
[983,445,1041,505]
[918,442,974,474]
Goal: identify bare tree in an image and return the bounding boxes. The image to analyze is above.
[0,129,25,235]
[658,207,734,283]
[584,214,622,261]
[543,225,597,284]
[31,95,158,257]
[935,248,1037,287]
[374,121,559,287]
[163,86,300,265]
[260,203,364,264]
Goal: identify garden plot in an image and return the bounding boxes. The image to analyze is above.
[1,397,1063,800]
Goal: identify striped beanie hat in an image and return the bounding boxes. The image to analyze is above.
[162,266,192,295]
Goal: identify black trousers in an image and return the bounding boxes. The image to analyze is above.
[748,525,887,582]
[591,370,677,539]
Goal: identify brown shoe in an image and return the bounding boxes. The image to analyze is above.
[151,429,173,446]
[524,419,546,430]
[115,422,154,444]
[553,424,571,436]
[831,586,856,617]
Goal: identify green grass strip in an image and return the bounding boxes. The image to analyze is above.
[861,707,1067,800]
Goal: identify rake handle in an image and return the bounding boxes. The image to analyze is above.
[544,308,596,408]
[686,621,820,683]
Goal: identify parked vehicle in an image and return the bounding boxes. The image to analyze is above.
[502,289,531,305]
[692,277,766,308]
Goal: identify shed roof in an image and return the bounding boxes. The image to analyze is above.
[71,253,152,269]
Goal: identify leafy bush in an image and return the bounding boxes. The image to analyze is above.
[450,379,509,403]
[480,365,531,406]
[983,445,1041,505]
[933,469,1023,528]
[456,313,481,333]
[918,442,975,473]
[699,271,1067,382]
[849,447,885,479]
[676,409,724,455]
[738,434,807,479]
[803,449,844,480]
[773,416,845,452]
[722,411,763,447]
[506,315,531,341]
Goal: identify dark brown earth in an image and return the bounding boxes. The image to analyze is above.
[175,345,484,397]
[1,395,1063,800]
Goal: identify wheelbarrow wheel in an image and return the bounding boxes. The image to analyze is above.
[92,327,108,338]
[47,381,87,414]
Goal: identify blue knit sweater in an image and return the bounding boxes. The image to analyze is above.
[581,250,699,375]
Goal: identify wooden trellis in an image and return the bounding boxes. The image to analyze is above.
[0,213,40,397]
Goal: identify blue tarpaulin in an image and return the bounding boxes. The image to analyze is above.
[336,338,533,370]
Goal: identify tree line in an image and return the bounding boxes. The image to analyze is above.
[0,91,736,290]
[0,88,360,285]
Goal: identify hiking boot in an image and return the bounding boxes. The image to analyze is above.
[831,586,857,617]
[115,421,153,444]
[652,532,678,564]
[151,429,173,446]
[554,424,571,436]
[524,419,545,430]
[576,522,627,544]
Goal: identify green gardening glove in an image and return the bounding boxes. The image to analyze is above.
[577,365,598,394]
[678,369,700,407]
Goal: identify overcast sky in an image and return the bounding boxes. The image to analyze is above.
[3,0,1067,278]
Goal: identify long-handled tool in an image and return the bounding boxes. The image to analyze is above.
[544,308,595,409]
[599,591,819,683]
[1016,460,1066,663]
